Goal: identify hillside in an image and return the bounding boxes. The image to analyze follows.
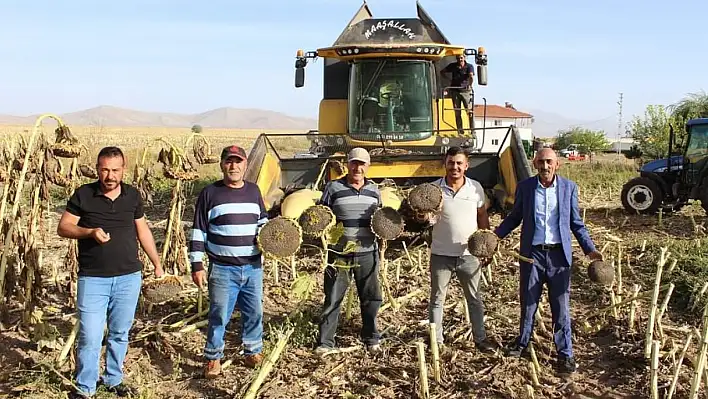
[0,105,317,130]
[527,108,620,138]
[0,104,624,138]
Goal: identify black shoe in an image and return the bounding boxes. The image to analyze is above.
[67,392,91,399]
[475,339,498,354]
[556,357,577,374]
[504,343,527,357]
[105,382,139,398]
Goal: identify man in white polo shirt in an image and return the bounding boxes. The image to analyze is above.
[424,146,496,352]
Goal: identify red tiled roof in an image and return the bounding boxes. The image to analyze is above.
[472,104,532,119]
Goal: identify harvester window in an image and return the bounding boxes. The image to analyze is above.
[348,59,433,141]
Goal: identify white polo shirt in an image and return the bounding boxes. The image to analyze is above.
[430,176,487,257]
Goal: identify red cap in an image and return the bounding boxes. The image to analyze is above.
[220,145,247,161]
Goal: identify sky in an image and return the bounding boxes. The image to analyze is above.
[1,0,706,127]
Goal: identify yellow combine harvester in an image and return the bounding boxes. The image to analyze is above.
[244,1,532,221]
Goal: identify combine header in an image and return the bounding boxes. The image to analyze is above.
[244,1,533,220]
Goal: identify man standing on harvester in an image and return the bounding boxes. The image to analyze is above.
[441,54,475,134]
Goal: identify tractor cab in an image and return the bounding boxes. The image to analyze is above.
[682,119,708,188]
[621,118,708,214]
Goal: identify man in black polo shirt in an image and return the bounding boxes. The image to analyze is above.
[441,54,475,134]
[57,146,163,398]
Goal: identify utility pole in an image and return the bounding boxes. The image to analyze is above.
[616,92,623,155]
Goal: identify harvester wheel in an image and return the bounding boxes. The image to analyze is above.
[620,177,662,214]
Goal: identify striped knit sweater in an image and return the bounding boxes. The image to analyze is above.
[188,180,268,272]
[319,177,381,254]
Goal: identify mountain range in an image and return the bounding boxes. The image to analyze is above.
[0,106,318,131]
[0,105,621,137]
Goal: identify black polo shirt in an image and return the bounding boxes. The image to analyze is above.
[443,61,475,90]
[65,181,145,277]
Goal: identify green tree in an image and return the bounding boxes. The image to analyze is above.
[628,105,687,160]
[668,90,708,120]
[191,124,203,134]
[554,127,609,156]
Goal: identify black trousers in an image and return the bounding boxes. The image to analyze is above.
[317,250,382,348]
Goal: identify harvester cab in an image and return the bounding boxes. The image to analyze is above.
[244,1,533,223]
[621,118,708,214]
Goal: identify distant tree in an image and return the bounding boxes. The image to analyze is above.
[191,124,203,134]
[554,127,609,159]
[628,105,687,160]
[667,90,708,120]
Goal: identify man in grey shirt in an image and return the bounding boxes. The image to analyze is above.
[314,147,383,355]
[423,146,496,352]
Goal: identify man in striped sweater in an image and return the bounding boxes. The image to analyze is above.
[188,145,269,379]
[315,147,384,355]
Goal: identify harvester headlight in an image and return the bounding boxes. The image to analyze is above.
[416,48,422,53]
[441,137,450,145]
[424,48,429,53]
[354,48,359,54]
[336,137,344,145]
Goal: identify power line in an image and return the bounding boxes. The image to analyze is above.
[617,92,623,155]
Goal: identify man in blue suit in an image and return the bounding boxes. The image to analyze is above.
[494,148,602,375]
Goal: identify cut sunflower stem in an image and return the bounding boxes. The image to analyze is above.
[242,327,294,399]
[429,323,441,383]
[416,341,430,399]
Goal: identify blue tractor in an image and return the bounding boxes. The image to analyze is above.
[621,118,708,214]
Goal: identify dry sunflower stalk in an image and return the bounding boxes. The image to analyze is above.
[51,125,83,159]
[157,144,199,181]
[191,135,219,165]
[132,149,154,208]
[78,164,98,179]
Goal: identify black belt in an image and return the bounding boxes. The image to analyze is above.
[533,243,562,251]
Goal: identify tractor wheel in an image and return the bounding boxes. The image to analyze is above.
[621,177,663,214]
[699,181,708,215]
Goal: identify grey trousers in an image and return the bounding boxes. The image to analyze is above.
[428,253,486,344]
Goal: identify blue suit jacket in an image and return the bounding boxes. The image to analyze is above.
[494,175,596,268]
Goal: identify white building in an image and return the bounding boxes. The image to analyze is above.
[472,102,534,153]
[605,137,636,153]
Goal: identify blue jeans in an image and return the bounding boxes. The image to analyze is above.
[205,262,264,359]
[75,271,142,396]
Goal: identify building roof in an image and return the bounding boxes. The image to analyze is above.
[472,103,533,119]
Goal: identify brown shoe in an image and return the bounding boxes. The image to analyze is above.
[244,353,263,368]
[204,359,221,379]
